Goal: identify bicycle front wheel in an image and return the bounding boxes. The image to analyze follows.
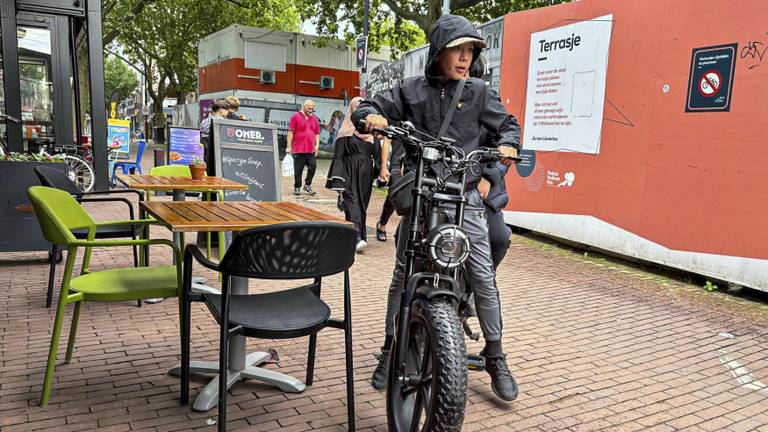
[64,154,95,192]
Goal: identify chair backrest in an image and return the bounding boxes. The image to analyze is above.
[220,222,357,279]
[34,165,83,197]
[133,140,146,163]
[150,165,191,177]
[27,186,95,245]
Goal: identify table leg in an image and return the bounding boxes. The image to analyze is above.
[171,190,186,265]
[168,275,305,412]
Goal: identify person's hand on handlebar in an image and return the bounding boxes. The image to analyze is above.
[498,145,518,167]
[363,114,389,133]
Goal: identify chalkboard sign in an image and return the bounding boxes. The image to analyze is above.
[212,119,281,202]
[167,126,203,165]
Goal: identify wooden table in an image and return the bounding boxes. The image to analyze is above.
[140,201,346,232]
[120,175,248,263]
[140,200,348,412]
[118,174,248,200]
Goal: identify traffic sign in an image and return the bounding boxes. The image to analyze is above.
[356,36,368,70]
[686,43,737,112]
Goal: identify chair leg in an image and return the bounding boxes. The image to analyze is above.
[218,279,231,432]
[46,245,58,308]
[40,305,66,406]
[65,301,82,363]
[218,231,226,283]
[343,271,355,431]
[344,321,355,431]
[306,333,317,386]
[132,231,140,309]
[40,288,70,405]
[218,327,229,432]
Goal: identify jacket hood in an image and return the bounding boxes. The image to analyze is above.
[425,14,483,79]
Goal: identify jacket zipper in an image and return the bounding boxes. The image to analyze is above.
[440,86,445,127]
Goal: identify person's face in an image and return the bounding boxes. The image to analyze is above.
[303,102,315,115]
[438,42,475,81]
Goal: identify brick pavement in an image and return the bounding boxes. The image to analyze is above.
[2,148,768,431]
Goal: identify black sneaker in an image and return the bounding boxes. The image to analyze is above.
[371,349,390,390]
[303,185,317,196]
[293,187,301,195]
[483,352,518,401]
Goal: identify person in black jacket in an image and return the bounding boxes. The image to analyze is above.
[354,13,521,401]
[326,97,389,251]
[199,99,230,175]
[468,57,513,268]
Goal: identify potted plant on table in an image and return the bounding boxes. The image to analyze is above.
[189,156,206,180]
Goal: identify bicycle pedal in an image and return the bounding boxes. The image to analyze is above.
[467,354,485,372]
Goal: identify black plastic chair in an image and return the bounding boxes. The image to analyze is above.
[34,165,146,308]
[180,222,358,432]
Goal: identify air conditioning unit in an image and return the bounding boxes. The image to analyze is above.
[319,76,334,90]
[260,70,276,84]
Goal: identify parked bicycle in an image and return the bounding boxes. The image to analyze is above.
[1,114,95,192]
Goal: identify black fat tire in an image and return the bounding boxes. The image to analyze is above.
[386,297,467,431]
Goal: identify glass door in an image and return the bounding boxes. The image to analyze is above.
[8,12,73,154]
[17,25,55,152]
[0,23,6,153]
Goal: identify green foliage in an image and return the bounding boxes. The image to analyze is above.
[106,0,300,117]
[104,55,138,104]
[2,152,65,162]
[704,280,718,291]
[300,0,569,55]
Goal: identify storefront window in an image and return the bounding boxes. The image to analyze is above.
[17,26,54,152]
[0,25,5,152]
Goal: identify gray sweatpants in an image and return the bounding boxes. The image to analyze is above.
[384,189,503,341]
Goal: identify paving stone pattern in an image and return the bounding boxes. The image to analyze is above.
[2,148,768,431]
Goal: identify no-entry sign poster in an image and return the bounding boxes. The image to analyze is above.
[523,14,613,154]
[685,43,737,112]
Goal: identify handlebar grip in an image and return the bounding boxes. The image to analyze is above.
[498,146,518,159]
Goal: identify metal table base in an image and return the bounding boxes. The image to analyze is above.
[170,273,306,411]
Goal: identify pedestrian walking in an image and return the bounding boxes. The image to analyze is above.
[326,97,389,251]
[288,99,321,195]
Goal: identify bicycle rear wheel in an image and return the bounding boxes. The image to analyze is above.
[64,154,95,192]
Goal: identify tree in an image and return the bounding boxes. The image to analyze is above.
[107,0,300,139]
[102,0,156,47]
[300,0,569,55]
[103,55,139,104]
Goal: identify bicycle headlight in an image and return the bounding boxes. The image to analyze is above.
[426,224,471,269]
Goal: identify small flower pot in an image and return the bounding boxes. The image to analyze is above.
[189,164,206,180]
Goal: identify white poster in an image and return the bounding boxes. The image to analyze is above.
[523,14,613,154]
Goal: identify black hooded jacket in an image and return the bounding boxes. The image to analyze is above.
[352,14,521,188]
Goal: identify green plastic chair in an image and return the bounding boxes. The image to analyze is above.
[148,165,226,262]
[27,186,182,406]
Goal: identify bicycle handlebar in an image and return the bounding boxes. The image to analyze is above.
[0,113,21,124]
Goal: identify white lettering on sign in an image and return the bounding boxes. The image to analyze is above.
[235,171,265,189]
[222,155,264,169]
[539,33,581,53]
[235,129,263,140]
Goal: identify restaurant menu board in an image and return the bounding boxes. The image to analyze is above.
[168,126,203,165]
[107,119,131,153]
[212,119,281,202]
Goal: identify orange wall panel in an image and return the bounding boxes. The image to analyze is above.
[500,0,768,259]
[199,59,360,99]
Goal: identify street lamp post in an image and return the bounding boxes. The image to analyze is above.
[360,0,369,98]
